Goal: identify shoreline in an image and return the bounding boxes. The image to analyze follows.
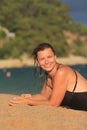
[0,55,87,69]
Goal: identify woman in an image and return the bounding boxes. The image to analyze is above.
[9,43,87,111]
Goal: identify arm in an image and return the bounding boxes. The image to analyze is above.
[21,79,52,101]
[9,68,68,107]
[27,67,68,106]
[9,78,52,106]
[50,68,68,106]
[21,93,47,101]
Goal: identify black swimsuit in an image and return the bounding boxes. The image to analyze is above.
[61,70,87,111]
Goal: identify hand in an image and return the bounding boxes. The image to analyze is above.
[9,96,30,106]
[21,93,32,99]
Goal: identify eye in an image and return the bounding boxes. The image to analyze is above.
[38,57,44,61]
[48,55,52,58]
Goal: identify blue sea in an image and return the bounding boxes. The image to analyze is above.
[61,0,87,27]
[0,65,87,96]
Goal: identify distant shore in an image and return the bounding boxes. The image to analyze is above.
[0,55,87,69]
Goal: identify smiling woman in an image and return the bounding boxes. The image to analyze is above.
[34,47,56,73]
[9,43,87,111]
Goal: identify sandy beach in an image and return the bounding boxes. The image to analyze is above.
[0,56,87,130]
[0,93,87,130]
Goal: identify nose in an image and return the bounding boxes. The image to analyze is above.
[45,58,49,64]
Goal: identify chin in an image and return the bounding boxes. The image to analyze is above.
[41,63,56,72]
[41,67,50,71]
[44,67,54,72]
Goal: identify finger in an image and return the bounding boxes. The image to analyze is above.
[9,97,22,104]
[21,94,26,97]
[21,94,31,98]
[13,96,23,100]
[8,101,18,106]
[8,102,13,106]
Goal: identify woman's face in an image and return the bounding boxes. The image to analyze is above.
[37,48,56,72]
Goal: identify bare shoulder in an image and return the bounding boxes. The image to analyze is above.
[56,64,71,76]
[53,64,74,86]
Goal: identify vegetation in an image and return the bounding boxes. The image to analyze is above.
[0,0,87,59]
[0,30,6,39]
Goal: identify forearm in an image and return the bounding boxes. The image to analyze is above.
[27,98,52,106]
[9,94,58,107]
[30,93,48,101]
[9,95,53,106]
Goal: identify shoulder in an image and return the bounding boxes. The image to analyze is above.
[57,64,70,74]
[55,64,72,79]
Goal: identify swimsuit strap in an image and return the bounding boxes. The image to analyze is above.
[72,70,78,93]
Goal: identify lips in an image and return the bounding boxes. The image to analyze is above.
[45,65,51,68]
[43,64,54,71]
[44,63,52,68]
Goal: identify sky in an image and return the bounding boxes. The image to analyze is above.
[61,0,87,26]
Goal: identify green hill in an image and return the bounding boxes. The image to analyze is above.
[0,0,87,59]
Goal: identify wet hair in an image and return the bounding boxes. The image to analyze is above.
[32,42,56,63]
[32,42,56,77]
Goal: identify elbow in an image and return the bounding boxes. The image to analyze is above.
[49,98,62,107]
[51,104,59,107]
[49,101,60,107]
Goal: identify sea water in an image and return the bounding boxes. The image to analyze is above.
[0,67,45,95]
[0,64,87,95]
